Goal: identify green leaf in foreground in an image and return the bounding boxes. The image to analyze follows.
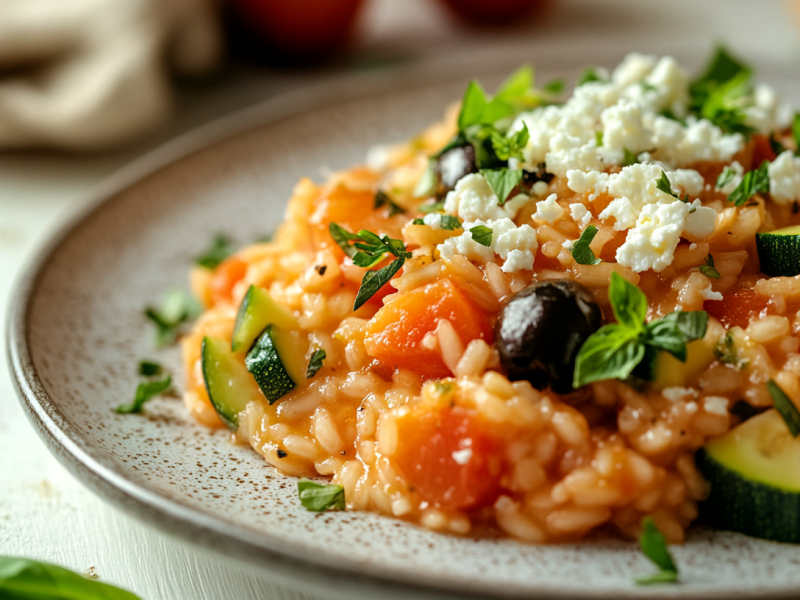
[138,360,162,377]
[570,225,601,265]
[699,254,721,279]
[469,225,493,247]
[635,517,679,585]
[480,168,523,204]
[767,379,800,437]
[353,257,405,311]
[573,325,644,388]
[115,375,172,414]
[144,288,203,348]
[297,480,345,512]
[728,160,770,206]
[608,272,647,332]
[0,556,141,600]
[306,349,327,379]
[195,234,236,270]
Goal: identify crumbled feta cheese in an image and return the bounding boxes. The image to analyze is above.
[443,173,529,221]
[599,163,669,230]
[451,448,473,465]
[437,220,495,264]
[662,387,698,401]
[365,144,392,171]
[437,218,538,273]
[533,194,564,222]
[650,116,743,167]
[615,200,691,272]
[700,284,723,301]
[532,180,550,197]
[612,53,657,87]
[641,56,691,118]
[667,169,705,197]
[689,243,697,250]
[566,169,609,201]
[569,202,592,227]
[422,213,442,229]
[684,201,717,240]
[703,396,729,416]
[769,151,800,204]
[562,239,574,250]
[601,100,651,154]
[745,83,796,134]
[715,161,744,195]
[439,150,472,187]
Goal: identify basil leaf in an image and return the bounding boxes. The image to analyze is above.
[116,375,172,414]
[306,349,327,379]
[414,159,438,198]
[643,320,688,362]
[480,168,523,204]
[494,65,533,102]
[458,81,489,130]
[0,556,142,599]
[571,225,601,265]
[412,218,425,225]
[690,45,750,112]
[195,233,235,270]
[328,223,360,258]
[469,225,493,247]
[659,310,709,342]
[138,360,162,377]
[635,517,679,585]
[623,148,638,167]
[542,78,565,95]
[573,325,645,388]
[577,67,606,86]
[608,272,647,332]
[490,123,529,161]
[699,253,721,278]
[418,199,446,214]
[728,160,770,206]
[354,257,405,311]
[794,113,800,156]
[656,169,680,199]
[700,70,755,135]
[144,288,202,348]
[716,166,737,189]
[767,379,800,437]
[298,480,345,512]
[439,215,463,230]
[374,190,405,216]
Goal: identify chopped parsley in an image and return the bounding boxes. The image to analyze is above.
[689,45,750,112]
[418,199,446,214]
[195,234,236,269]
[469,225,493,247]
[767,380,800,437]
[480,168,523,204]
[728,160,770,206]
[571,225,601,265]
[116,375,172,414]
[573,272,708,387]
[656,169,680,199]
[144,288,203,348]
[439,215,463,230]
[306,349,327,379]
[542,78,565,95]
[412,218,424,225]
[374,190,405,217]
[595,131,604,147]
[716,165,737,189]
[490,123,529,162]
[297,480,345,512]
[714,331,748,369]
[576,67,606,86]
[635,517,679,585]
[699,254,721,279]
[138,360,162,377]
[623,148,639,167]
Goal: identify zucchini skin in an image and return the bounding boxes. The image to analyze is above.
[756,232,800,277]
[245,325,296,404]
[696,447,800,543]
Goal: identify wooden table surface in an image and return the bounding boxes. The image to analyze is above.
[1,1,798,598]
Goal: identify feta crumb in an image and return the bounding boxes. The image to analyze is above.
[715,161,744,195]
[689,243,697,250]
[685,401,698,414]
[437,218,538,273]
[566,169,610,201]
[570,202,592,227]
[701,285,723,301]
[662,387,698,401]
[703,396,729,416]
[532,180,550,197]
[422,213,442,229]
[769,151,800,204]
[451,448,473,465]
[562,239,574,250]
[684,201,717,240]
[443,173,530,221]
[615,200,690,272]
[612,53,657,86]
[365,144,392,171]
[745,83,796,134]
[667,169,705,197]
[533,194,564,222]
[651,116,743,167]
[601,100,652,154]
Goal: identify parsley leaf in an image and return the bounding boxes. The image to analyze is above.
[374,190,405,217]
[469,225,493,247]
[298,480,345,512]
[481,168,523,204]
[699,254,721,278]
[491,123,529,161]
[195,234,236,269]
[138,360,162,377]
[656,169,680,199]
[716,166,737,190]
[354,258,405,311]
[116,375,172,414]
[458,81,489,130]
[728,160,770,206]
[701,70,755,135]
[635,517,679,585]
[542,78,565,95]
[306,349,327,379]
[571,225,601,265]
[595,131,604,147]
[439,215,463,230]
[767,379,800,437]
[690,45,750,112]
[623,148,639,166]
[794,113,800,156]
[144,288,202,348]
[577,67,606,86]
[418,199,446,214]
[412,218,425,225]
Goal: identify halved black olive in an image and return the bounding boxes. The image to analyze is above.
[435,144,477,195]
[495,280,604,394]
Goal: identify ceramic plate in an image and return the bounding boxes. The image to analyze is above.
[10,41,800,600]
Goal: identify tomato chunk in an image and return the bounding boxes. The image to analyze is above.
[392,406,504,510]
[363,278,492,378]
[705,289,770,329]
[210,257,248,305]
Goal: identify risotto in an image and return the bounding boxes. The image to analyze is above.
[181,48,800,547]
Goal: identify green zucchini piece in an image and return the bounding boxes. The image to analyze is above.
[696,409,800,543]
[756,225,800,277]
[201,336,264,430]
[232,285,298,353]
[245,325,308,404]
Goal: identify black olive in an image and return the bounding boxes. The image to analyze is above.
[435,144,477,195]
[494,280,604,394]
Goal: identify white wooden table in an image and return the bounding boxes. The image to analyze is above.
[1,1,798,598]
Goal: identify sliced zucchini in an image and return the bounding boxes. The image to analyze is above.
[245,325,308,404]
[232,285,298,353]
[756,225,800,277]
[651,337,716,390]
[696,409,800,543]
[201,336,264,430]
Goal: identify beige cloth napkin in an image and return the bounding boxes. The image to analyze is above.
[0,0,221,150]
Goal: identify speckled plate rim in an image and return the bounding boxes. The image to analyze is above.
[8,39,799,600]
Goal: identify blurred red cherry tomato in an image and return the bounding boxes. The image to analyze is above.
[437,0,551,26]
[227,0,364,63]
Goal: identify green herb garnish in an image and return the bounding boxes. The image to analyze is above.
[306,349,327,379]
[573,273,708,387]
[414,159,438,198]
[0,556,141,599]
[469,225,493,247]
[542,78,565,95]
[635,518,679,585]
[490,123,529,161]
[412,218,425,225]
[577,67,606,86]
[374,190,405,217]
[623,148,638,167]
[144,288,203,347]
[767,379,800,437]
[571,225,601,265]
[439,215,463,230]
[793,113,800,156]
[480,168,523,204]
[138,360,162,376]
[298,480,345,512]
[716,166,737,190]
[728,160,770,206]
[690,46,750,111]
[595,131,604,147]
[770,135,787,157]
[115,375,172,414]
[699,254,721,279]
[656,169,680,199]
[418,199,446,214]
[458,65,535,130]
[195,234,236,269]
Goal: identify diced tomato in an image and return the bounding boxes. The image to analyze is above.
[751,134,778,168]
[705,289,770,329]
[363,279,492,378]
[392,406,504,510]
[210,257,248,305]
